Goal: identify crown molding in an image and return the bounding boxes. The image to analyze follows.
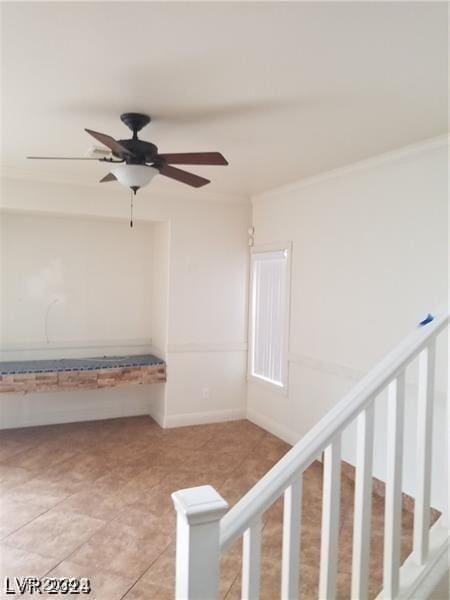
[252,135,449,203]
[0,165,249,205]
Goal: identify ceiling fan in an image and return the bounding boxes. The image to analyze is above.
[28,112,229,194]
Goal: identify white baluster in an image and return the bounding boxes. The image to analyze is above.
[319,437,341,600]
[281,478,302,599]
[242,515,262,600]
[413,341,436,565]
[351,403,375,599]
[172,485,229,600]
[383,373,405,598]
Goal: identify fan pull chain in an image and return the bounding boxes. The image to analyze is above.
[130,189,134,228]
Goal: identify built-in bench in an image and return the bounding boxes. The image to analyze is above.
[0,354,166,394]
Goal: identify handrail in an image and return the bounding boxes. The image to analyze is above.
[220,310,449,550]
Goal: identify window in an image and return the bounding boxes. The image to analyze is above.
[248,244,291,390]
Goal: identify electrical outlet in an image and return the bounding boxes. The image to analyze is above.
[202,387,210,400]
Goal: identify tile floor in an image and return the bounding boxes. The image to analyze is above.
[0,416,417,599]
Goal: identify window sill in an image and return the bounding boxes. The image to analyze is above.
[247,374,288,397]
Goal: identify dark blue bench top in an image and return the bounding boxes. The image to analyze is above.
[0,354,165,375]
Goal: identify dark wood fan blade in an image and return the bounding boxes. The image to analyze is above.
[158,152,228,165]
[27,156,101,160]
[159,165,210,187]
[99,173,117,183]
[85,129,134,157]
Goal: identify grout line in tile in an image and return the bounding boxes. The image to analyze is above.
[2,502,108,565]
[117,538,174,600]
[0,539,61,565]
[0,502,55,544]
[39,517,111,578]
[222,570,241,599]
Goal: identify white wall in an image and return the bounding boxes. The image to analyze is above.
[163,197,250,426]
[0,178,250,429]
[151,221,170,358]
[247,138,448,510]
[148,220,170,424]
[0,212,154,358]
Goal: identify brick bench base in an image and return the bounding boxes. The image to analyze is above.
[0,363,166,394]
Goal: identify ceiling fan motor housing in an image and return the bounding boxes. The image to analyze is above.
[117,138,159,164]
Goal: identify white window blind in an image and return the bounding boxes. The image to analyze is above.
[249,247,290,388]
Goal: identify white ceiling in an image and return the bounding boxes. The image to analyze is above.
[1,2,447,198]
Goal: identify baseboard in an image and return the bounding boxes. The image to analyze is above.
[246,407,299,446]
[163,408,245,428]
[427,562,450,600]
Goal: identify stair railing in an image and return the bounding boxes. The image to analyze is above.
[172,309,449,599]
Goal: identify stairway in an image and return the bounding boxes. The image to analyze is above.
[171,309,449,599]
[220,462,440,599]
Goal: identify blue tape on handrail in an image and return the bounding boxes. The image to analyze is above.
[418,313,434,327]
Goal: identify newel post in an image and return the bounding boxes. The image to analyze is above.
[172,485,229,600]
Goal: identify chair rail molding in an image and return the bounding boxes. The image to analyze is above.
[167,341,247,353]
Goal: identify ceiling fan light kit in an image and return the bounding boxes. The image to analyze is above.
[28,112,229,196]
[109,164,158,193]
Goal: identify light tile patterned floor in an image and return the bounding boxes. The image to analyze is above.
[0,417,416,599]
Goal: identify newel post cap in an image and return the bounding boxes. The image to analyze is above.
[172,485,229,525]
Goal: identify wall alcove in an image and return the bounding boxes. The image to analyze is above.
[0,211,170,427]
